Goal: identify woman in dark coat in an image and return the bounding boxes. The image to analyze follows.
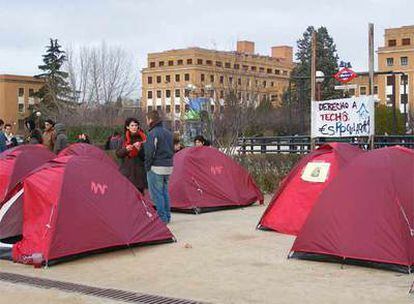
[116,117,147,193]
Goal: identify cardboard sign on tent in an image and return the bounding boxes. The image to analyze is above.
[169,146,263,213]
[58,143,117,169]
[0,145,55,240]
[11,155,174,267]
[291,146,414,273]
[258,143,363,235]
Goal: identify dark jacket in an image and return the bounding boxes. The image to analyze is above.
[116,133,147,192]
[53,123,68,154]
[144,121,173,172]
[0,131,6,153]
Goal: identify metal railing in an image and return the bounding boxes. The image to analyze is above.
[237,135,414,154]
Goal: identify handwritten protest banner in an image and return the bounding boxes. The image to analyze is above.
[311,96,375,138]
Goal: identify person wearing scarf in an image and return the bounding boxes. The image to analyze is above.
[116,117,147,193]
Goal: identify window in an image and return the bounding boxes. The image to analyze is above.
[166,105,171,113]
[175,74,180,82]
[150,62,156,68]
[229,77,233,84]
[177,59,183,65]
[220,76,224,84]
[388,39,397,47]
[175,89,181,97]
[275,69,280,75]
[267,68,272,74]
[349,88,356,96]
[401,74,408,85]
[156,90,162,98]
[401,56,408,66]
[147,76,153,84]
[166,90,171,98]
[259,67,265,73]
[225,62,231,68]
[216,61,222,67]
[168,60,174,66]
[200,89,205,97]
[238,78,241,85]
[234,64,240,69]
[386,58,394,66]
[18,104,24,113]
[18,88,24,96]
[185,89,190,97]
[402,38,411,46]
[283,70,288,75]
[159,61,164,67]
[166,75,171,83]
[197,59,203,65]
[157,105,162,111]
[175,105,181,113]
[156,75,161,83]
[220,90,224,98]
[210,75,214,83]
[263,80,266,88]
[201,74,205,82]
[242,65,248,71]
[271,82,274,87]
[360,86,367,95]
[185,104,189,112]
[251,66,257,71]
[184,73,190,81]
[237,92,241,100]
[206,60,212,65]
[187,59,193,65]
[147,105,153,112]
[29,89,35,97]
[147,91,153,99]
[209,89,214,98]
[271,95,277,102]
[374,86,378,95]
[387,75,395,86]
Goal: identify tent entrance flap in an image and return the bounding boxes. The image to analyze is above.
[0,188,24,240]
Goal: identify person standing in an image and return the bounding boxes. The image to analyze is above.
[0,119,7,153]
[116,118,147,193]
[4,124,17,149]
[144,111,174,223]
[25,119,42,144]
[42,119,55,151]
[53,123,68,154]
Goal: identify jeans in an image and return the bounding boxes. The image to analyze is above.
[147,170,171,223]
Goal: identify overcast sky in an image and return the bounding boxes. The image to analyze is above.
[1,0,412,88]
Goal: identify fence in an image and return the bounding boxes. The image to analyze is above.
[237,135,414,154]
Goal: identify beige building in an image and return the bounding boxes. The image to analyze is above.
[141,41,294,124]
[349,25,414,115]
[0,75,43,132]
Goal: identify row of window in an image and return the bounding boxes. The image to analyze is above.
[147,74,277,88]
[149,59,289,75]
[386,56,409,67]
[147,89,279,101]
[18,87,36,97]
[358,86,378,96]
[388,38,411,47]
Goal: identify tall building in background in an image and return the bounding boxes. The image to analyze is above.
[141,41,294,125]
[0,75,43,132]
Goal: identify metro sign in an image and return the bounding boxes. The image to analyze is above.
[334,67,358,84]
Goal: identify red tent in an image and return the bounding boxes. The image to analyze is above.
[169,146,263,213]
[58,143,117,168]
[12,155,174,267]
[0,145,55,240]
[258,143,363,235]
[291,146,414,272]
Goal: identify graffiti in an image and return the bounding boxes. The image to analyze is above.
[210,165,224,175]
[312,96,374,138]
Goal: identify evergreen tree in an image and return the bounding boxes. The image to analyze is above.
[35,39,72,117]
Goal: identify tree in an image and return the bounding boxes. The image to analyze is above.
[375,104,405,135]
[35,39,72,118]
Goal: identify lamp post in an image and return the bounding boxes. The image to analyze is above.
[35,111,42,129]
[315,71,325,101]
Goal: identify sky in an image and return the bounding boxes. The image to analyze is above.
[1,0,413,95]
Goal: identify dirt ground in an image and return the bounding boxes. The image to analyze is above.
[1,196,413,304]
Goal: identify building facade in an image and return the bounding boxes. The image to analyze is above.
[0,75,43,132]
[141,41,294,123]
[349,25,414,115]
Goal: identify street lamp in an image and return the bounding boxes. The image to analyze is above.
[35,111,41,129]
[315,71,325,101]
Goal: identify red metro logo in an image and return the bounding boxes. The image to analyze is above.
[90,181,108,195]
[334,67,358,84]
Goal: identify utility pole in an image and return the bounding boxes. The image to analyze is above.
[392,74,397,133]
[310,31,317,150]
[368,23,375,149]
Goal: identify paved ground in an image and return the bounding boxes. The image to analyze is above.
[0,196,413,304]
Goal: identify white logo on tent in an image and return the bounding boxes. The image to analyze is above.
[301,162,331,183]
